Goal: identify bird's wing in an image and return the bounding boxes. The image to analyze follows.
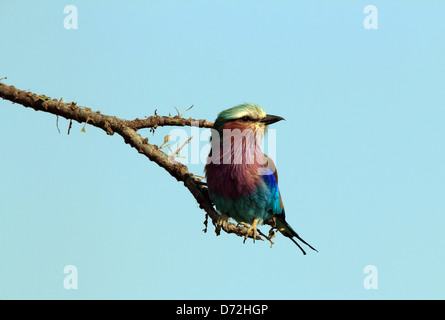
[262,154,285,217]
[263,154,318,254]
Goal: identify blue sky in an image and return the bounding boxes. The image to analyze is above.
[1,1,444,299]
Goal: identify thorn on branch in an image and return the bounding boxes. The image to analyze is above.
[158,134,171,150]
[67,119,73,135]
[81,116,94,133]
[174,105,194,118]
[175,136,192,155]
[56,97,64,110]
[56,115,61,134]
[168,136,192,163]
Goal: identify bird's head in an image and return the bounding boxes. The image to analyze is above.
[213,103,285,134]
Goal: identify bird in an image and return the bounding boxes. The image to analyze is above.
[204,103,317,254]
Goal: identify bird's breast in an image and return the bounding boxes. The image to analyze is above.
[205,162,262,199]
[205,125,267,199]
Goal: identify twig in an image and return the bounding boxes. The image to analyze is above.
[127,116,213,130]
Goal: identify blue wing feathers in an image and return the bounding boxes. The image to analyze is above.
[261,168,285,219]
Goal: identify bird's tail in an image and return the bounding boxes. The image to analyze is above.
[275,217,318,255]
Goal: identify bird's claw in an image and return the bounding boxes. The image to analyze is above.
[215,213,230,235]
[241,219,259,244]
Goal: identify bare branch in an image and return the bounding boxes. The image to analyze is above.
[127,116,213,130]
[0,82,268,243]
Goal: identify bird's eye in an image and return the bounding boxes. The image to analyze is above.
[241,116,250,121]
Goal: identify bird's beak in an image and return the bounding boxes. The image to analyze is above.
[261,114,285,125]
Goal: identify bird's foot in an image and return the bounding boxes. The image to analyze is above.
[241,219,259,244]
[217,213,230,228]
[253,228,275,248]
[215,213,230,235]
[266,227,278,248]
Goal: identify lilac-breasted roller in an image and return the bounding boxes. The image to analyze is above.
[205,103,317,254]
